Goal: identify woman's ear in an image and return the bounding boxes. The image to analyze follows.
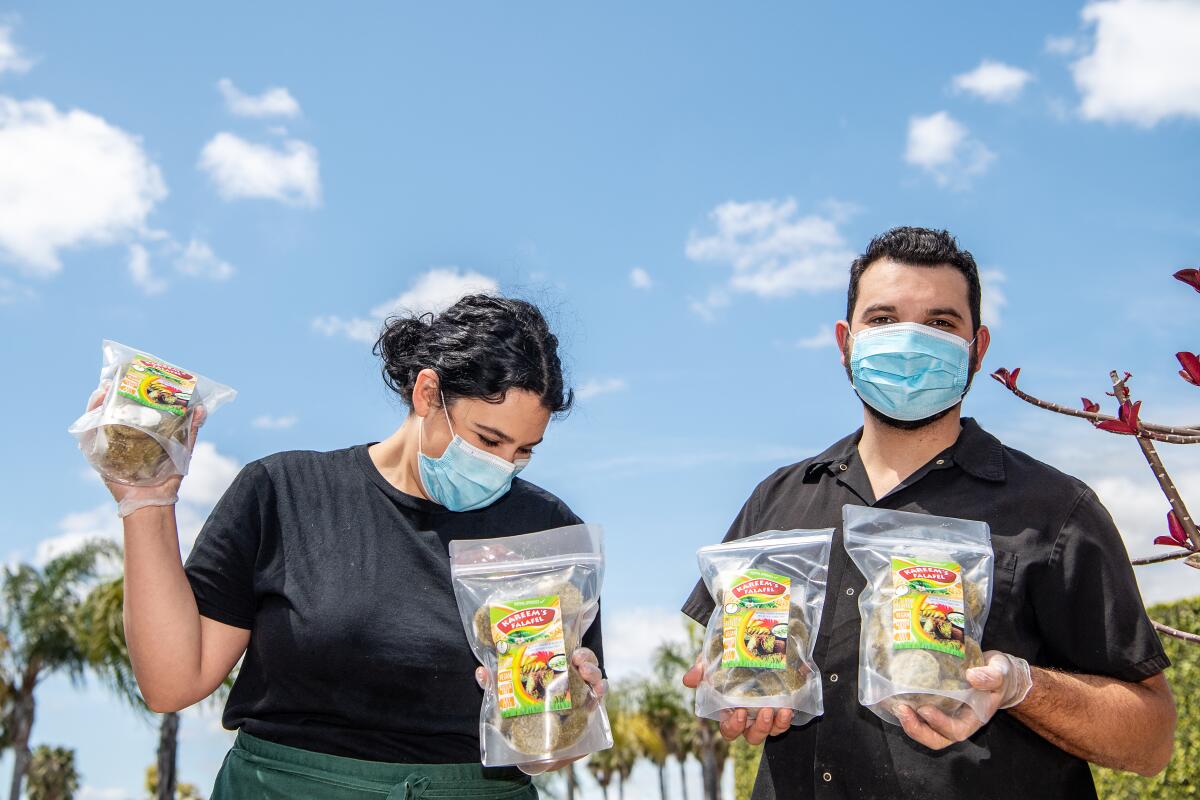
[411,369,441,417]
[834,321,852,367]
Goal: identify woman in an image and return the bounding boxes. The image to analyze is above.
[104,295,605,798]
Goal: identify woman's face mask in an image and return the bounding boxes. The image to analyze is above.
[417,395,529,512]
[848,322,975,422]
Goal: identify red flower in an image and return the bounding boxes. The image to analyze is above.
[991,367,1020,390]
[1096,400,1142,435]
[1176,269,1200,294]
[1081,397,1100,413]
[1155,511,1190,547]
[1178,352,1200,386]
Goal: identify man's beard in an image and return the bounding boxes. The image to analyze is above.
[842,339,978,432]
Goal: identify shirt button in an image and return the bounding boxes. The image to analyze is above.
[829,673,838,682]
[846,587,855,596]
[838,464,848,471]
[823,772,833,782]
[935,459,945,465]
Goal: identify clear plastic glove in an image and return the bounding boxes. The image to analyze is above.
[895,650,1032,750]
[681,653,794,744]
[474,647,606,775]
[85,382,205,518]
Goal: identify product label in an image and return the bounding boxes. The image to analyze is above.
[891,558,965,657]
[117,356,196,417]
[720,569,791,669]
[491,595,572,718]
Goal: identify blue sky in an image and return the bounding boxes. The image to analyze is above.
[2,2,1199,797]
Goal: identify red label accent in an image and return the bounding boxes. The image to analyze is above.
[898,566,957,585]
[732,579,786,598]
[496,607,555,634]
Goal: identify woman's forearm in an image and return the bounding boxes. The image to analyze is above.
[122,504,207,712]
[1009,667,1175,776]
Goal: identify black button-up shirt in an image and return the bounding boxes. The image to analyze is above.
[681,418,1169,800]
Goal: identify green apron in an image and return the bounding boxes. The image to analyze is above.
[212,731,538,800]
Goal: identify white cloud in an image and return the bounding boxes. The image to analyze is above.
[796,324,834,350]
[1072,0,1200,127]
[253,414,298,430]
[600,607,692,680]
[315,267,499,344]
[1045,35,1084,56]
[981,269,1008,327]
[0,25,32,76]
[127,243,165,295]
[905,111,996,188]
[0,274,34,304]
[576,378,628,401]
[952,60,1034,102]
[685,198,857,319]
[198,132,320,207]
[629,267,653,290]
[37,504,123,570]
[217,78,301,118]
[173,238,234,281]
[77,787,128,800]
[0,97,167,274]
[178,441,241,507]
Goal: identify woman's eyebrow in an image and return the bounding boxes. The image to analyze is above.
[475,423,544,448]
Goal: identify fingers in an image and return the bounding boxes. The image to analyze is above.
[86,381,111,412]
[743,707,782,746]
[769,707,794,736]
[475,667,490,690]
[914,704,982,743]
[682,657,704,690]
[719,708,748,741]
[895,704,954,750]
[965,665,1005,692]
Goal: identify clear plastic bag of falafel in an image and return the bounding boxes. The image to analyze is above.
[842,504,994,726]
[694,529,834,726]
[450,524,612,767]
[68,340,237,486]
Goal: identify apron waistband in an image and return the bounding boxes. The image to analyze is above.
[231,730,530,790]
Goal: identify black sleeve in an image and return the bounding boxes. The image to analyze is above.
[1030,488,1170,682]
[183,460,272,630]
[680,491,763,626]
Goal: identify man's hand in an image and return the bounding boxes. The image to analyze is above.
[475,647,606,775]
[896,650,1031,750]
[682,654,793,745]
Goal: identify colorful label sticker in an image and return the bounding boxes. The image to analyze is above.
[117,356,196,417]
[891,557,965,658]
[720,569,791,669]
[491,595,572,719]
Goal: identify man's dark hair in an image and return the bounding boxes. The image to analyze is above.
[846,227,982,332]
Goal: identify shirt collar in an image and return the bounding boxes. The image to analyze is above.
[803,417,1006,483]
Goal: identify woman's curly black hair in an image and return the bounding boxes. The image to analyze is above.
[373,294,573,416]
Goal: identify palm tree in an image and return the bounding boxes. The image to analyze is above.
[586,745,618,800]
[656,623,728,800]
[25,745,79,800]
[0,540,117,800]
[645,648,698,800]
[78,574,235,800]
[636,678,680,800]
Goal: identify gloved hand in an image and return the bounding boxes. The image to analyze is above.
[896,650,1032,750]
[474,647,606,775]
[681,653,794,744]
[85,382,205,518]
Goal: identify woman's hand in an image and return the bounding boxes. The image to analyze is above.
[85,383,205,518]
[682,652,793,744]
[474,647,607,775]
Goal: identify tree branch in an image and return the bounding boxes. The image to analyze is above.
[1152,619,1200,645]
[994,376,1200,442]
[1131,550,1194,566]
[1109,371,1200,552]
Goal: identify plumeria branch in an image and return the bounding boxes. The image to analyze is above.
[989,368,1200,443]
[1153,620,1200,645]
[1131,549,1193,566]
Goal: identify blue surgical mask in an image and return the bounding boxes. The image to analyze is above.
[848,322,974,422]
[417,396,528,512]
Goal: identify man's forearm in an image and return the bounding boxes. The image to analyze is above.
[1009,667,1175,776]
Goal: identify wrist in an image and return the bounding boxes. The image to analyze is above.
[120,501,177,525]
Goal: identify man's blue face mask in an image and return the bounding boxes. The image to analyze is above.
[848,322,975,422]
[417,395,528,512]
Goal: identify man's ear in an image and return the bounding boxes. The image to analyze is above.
[835,321,852,367]
[411,369,441,417]
[972,326,992,373]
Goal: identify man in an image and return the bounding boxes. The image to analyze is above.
[680,227,1176,799]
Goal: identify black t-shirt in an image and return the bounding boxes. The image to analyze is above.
[681,418,1168,800]
[184,443,604,764]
